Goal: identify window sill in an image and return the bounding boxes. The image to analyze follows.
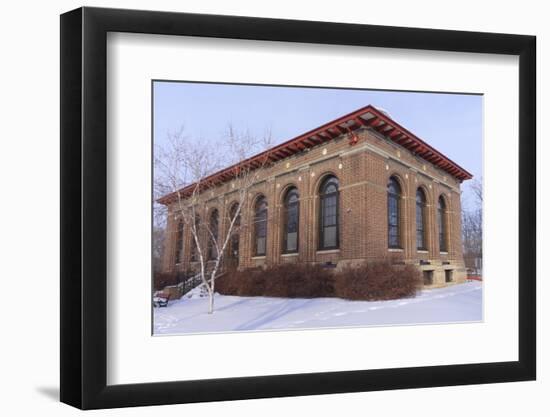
[417,250,429,254]
[316,249,340,254]
[388,248,403,252]
[251,256,266,260]
[281,252,299,257]
[440,251,448,255]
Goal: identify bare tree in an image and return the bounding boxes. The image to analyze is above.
[155,125,272,313]
[462,178,483,275]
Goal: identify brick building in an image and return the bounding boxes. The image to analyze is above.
[158,105,473,287]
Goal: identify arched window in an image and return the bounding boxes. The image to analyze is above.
[175,220,184,264]
[253,196,268,256]
[282,187,300,253]
[319,176,339,250]
[438,196,448,252]
[416,188,427,250]
[228,203,241,263]
[207,209,219,260]
[190,214,200,262]
[387,177,401,248]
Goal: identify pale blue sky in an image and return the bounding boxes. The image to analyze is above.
[153,81,482,208]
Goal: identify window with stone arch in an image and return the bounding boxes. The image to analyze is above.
[318,175,339,250]
[282,187,300,254]
[416,188,428,250]
[387,176,402,249]
[207,209,219,260]
[253,196,268,256]
[438,195,448,252]
[174,219,184,264]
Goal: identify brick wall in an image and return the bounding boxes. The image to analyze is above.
[161,126,468,287]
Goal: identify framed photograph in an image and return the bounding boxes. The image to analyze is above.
[60,6,536,410]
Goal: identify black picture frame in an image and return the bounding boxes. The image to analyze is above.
[60,6,536,410]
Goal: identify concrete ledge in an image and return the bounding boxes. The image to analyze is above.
[316,249,341,255]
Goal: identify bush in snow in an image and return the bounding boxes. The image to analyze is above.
[216,264,335,298]
[216,261,421,301]
[154,271,177,291]
[264,263,334,298]
[335,261,422,301]
[223,267,267,297]
[153,270,191,291]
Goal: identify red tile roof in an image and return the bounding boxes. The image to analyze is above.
[158,105,472,205]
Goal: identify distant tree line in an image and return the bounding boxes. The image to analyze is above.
[462,178,482,275]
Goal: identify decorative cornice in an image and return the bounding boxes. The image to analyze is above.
[158,105,472,205]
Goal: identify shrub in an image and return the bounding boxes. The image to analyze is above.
[153,270,190,291]
[265,263,335,298]
[230,267,267,297]
[216,260,421,301]
[216,263,335,298]
[335,261,422,301]
[153,272,176,291]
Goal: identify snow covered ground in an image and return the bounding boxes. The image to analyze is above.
[153,281,482,335]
